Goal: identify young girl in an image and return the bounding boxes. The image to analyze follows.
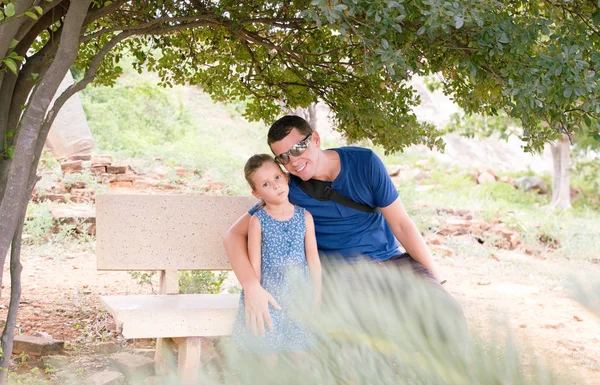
[231,154,322,361]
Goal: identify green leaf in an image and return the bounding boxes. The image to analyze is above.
[6,147,14,159]
[563,88,572,98]
[594,10,600,26]
[25,11,38,20]
[9,39,19,49]
[4,2,16,17]
[3,58,17,75]
[498,33,509,44]
[34,5,43,15]
[592,132,600,143]
[584,114,592,127]
[455,16,464,29]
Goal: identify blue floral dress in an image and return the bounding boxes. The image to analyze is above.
[231,205,314,354]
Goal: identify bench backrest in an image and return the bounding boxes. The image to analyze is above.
[96,194,256,271]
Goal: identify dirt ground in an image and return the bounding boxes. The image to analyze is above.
[1,233,599,384]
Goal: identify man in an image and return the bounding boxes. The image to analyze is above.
[224,115,466,338]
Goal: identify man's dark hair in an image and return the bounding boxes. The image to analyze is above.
[267,115,313,145]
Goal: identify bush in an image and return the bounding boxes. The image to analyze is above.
[179,271,228,294]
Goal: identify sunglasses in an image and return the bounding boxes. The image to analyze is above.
[274,133,312,165]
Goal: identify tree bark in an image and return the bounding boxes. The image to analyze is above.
[0,213,24,385]
[548,134,572,209]
[0,0,92,293]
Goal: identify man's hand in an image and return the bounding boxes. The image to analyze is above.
[243,282,281,336]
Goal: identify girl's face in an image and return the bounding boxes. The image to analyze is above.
[250,161,289,205]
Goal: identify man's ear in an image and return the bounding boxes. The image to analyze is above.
[312,130,321,147]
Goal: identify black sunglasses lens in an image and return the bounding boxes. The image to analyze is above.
[276,154,290,165]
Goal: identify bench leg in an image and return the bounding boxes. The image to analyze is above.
[155,338,177,375]
[176,337,202,385]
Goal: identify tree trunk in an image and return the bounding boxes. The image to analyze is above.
[0,214,24,385]
[0,0,91,290]
[548,134,572,209]
[292,103,319,131]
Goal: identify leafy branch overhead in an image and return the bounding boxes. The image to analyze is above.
[316,0,600,150]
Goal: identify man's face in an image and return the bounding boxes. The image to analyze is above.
[270,128,319,181]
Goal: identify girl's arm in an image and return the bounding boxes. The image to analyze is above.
[248,215,262,282]
[304,210,322,308]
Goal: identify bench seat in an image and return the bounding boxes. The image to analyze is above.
[100,294,240,339]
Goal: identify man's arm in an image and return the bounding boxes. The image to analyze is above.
[224,213,280,336]
[380,198,442,282]
[248,215,262,282]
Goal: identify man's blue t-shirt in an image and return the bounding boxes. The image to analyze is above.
[251,147,402,262]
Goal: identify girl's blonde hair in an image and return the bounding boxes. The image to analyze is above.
[244,154,280,190]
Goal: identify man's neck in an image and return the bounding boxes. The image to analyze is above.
[312,148,341,181]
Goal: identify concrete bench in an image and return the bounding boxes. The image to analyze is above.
[96,194,255,384]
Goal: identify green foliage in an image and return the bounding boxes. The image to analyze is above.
[179,271,228,294]
[61,170,97,190]
[309,0,600,152]
[81,75,192,157]
[128,271,156,292]
[23,202,54,244]
[446,111,520,141]
[129,270,228,294]
[80,70,271,194]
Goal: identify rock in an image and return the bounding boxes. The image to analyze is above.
[110,181,133,189]
[67,154,92,162]
[110,352,154,380]
[92,155,113,166]
[91,166,108,175]
[97,173,117,183]
[116,174,137,182]
[476,171,496,184]
[96,342,120,354]
[69,188,95,203]
[61,160,83,173]
[515,176,548,194]
[152,167,168,177]
[133,179,159,189]
[107,165,127,174]
[477,166,498,179]
[37,193,68,203]
[33,331,53,339]
[87,371,124,385]
[499,175,516,186]
[13,335,64,356]
[40,355,69,371]
[573,315,584,322]
[133,348,155,358]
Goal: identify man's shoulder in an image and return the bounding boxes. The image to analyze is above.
[335,146,374,156]
[335,146,376,164]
